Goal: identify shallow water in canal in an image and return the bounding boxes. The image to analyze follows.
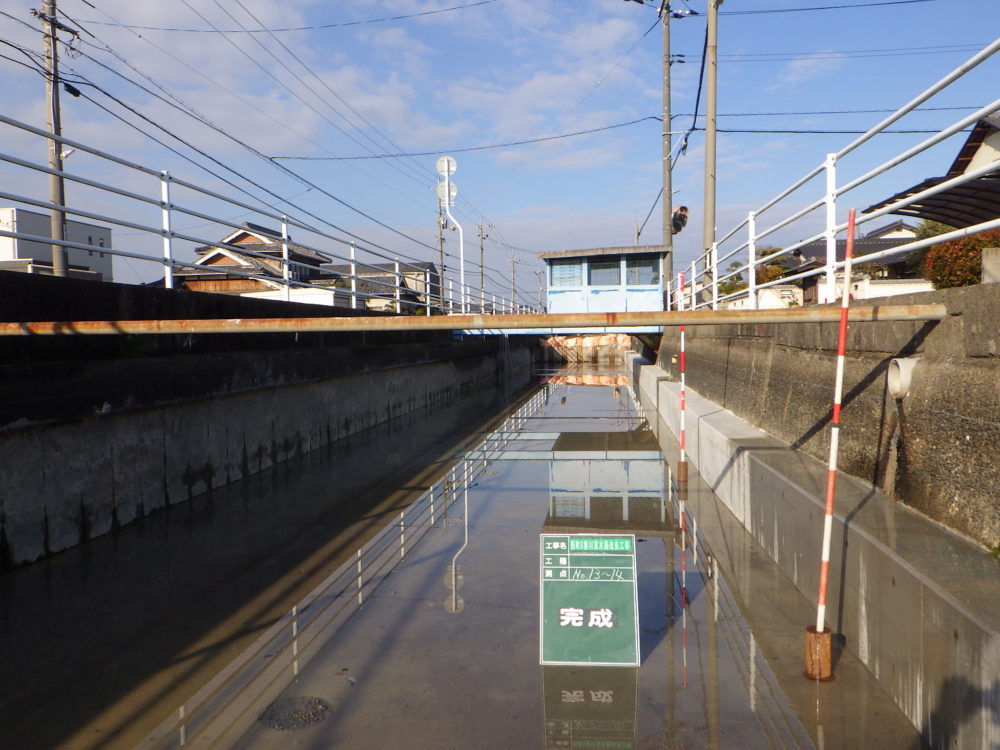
[152,371,819,749]
[3,365,920,749]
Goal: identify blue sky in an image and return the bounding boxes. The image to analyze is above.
[1,0,998,299]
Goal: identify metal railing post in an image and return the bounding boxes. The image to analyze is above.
[350,242,357,310]
[281,215,290,302]
[747,211,757,310]
[688,260,696,310]
[824,153,838,304]
[159,170,174,289]
[394,259,401,313]
[710,242,719,310]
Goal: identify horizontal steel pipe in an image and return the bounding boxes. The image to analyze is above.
[0,304,948,336]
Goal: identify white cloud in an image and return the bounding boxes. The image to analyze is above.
[766,55,845,92]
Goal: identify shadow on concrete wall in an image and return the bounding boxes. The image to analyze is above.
[789,321,939,454]
[911,676,1000,750]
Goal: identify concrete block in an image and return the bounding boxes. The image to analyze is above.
[982,247,1000,284]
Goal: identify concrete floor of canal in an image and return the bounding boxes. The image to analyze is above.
[1,366,922,749]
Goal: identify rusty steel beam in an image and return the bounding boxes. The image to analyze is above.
[0,304,948,336]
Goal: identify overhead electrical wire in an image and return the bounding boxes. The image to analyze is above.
[718,0,935,15]
[75,0,500,33]
[59,8,441,259]
[61,10,435,220]
[215,0,435,189]
[54,9,530,298]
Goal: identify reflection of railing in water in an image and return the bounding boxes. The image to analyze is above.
[665,471,794,742]
[137,388,547,749]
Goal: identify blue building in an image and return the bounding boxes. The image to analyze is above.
[538,245,668,332]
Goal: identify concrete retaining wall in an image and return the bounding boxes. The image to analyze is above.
[0,270,541,568]
[654,283,1000,551]
[631,353,1000,750]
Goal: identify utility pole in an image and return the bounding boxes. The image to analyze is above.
[702,0,723,271]
[38,0,67,277]
[661,1,674,288]
[509,254,519,313]
[477,221,493,311]
[534,269,545,312]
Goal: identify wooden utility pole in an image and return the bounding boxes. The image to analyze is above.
[39,0,67,276]
[509,254,519,313]
[477,221,493,311]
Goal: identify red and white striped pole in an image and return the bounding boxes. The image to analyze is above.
[805,208,856,681]
[678,271,689,483]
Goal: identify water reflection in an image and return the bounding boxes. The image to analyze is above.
[133,368,823,749]
[542,666,637,750]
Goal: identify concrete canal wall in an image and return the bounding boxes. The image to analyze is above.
[0,271,541,569]
[653,283,1000,552]
[630,344,1000,749]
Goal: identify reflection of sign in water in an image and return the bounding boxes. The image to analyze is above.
[542,665,638,749]
[540,534,639,666]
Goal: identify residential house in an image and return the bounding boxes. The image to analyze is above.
[320,261,440,313]
[0,207,113,280]
[865,114,1000,229]
[790,221,932,304]
[174,223,336,295]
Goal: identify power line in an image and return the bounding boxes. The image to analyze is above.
[75,0,499,33]
[62,9,436,219]
[718,0,935,15]
[217,0,435,189]
[273,118,663,160]
[60,8,441,257]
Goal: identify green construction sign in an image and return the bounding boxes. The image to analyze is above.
[539,534,640,666]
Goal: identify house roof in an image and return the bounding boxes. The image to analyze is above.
[861,219,915,239]
[194,224,334,265]
[321,261,437,276]
[538,245,665,261]
[791,237,915,268]
[864,116,1000,228]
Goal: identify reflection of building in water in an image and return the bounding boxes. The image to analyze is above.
[542,666,638,750]
[543,429,673,536]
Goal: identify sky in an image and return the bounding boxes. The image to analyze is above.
[1,0,998,302]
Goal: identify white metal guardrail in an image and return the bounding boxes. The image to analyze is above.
[0,112,537,317]
[671,37,1000,312]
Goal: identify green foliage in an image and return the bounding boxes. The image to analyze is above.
[923,228,1000,288]
[718,261,745,296]
[913,220,955,241]
[905,220,956,276]
[755,248,790,285]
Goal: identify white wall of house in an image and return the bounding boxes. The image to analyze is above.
[724,285,803,309]
[242,288,343,307]
[0,207,114,280]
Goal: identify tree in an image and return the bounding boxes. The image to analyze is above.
[923,228,1000,288]
[717,261,745,296]
[755,248,789,285]
[905,220,955,276]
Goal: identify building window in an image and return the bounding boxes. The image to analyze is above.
[588,256,620,286]
[550,258,583,287]
[626,254,660,285]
